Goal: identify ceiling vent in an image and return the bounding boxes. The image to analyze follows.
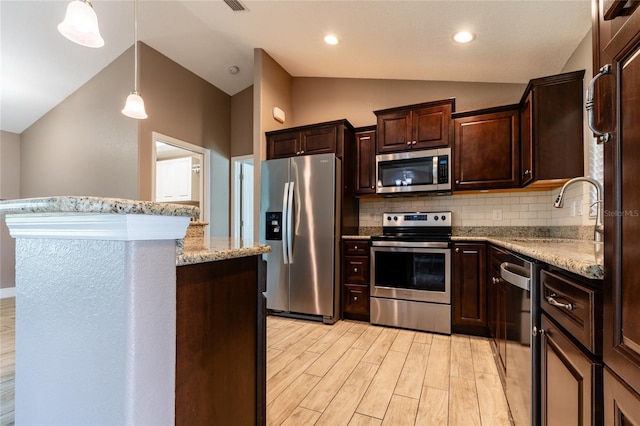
[224,0,247,12]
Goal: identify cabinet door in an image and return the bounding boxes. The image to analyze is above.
[412,103,452,149]
[453,109,520,191]
[604,367,640,425]
[376,109,412,153]
[344,256,369,285]
[267,132,299,159]
[343,284,370,316]
[156,157,192,202]
[301,125,337,156]
[520,91,534,186]
[354,129,376,194]
[540,314,600,426]
[452,243,487,333]
[601,5,640,396]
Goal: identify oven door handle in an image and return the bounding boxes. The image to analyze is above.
[371,241,450,249]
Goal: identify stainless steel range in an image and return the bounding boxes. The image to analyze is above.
[370,212,452,334]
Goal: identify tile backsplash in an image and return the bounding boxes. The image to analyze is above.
[358,185,595,228]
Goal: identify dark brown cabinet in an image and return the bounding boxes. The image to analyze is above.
[342,239,370,321]
[175,256,266,426]
[453,106,520,191]
[374,99,454,153]
[540,314,602,426]
[488,245,509,376]
[266,119,353,160]
[354,126,377,195]
[603,367,640,425]
[539,268,603,426]
[593,0,640,410]
[519,70,585,188]
[452,242,488,336]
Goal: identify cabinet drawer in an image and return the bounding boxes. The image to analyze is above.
[540,270,602,354]
[343,284,370,315]
[344,256,369,284]
[344,240,369,256]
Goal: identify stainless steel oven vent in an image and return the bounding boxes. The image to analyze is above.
[224,0,247,11]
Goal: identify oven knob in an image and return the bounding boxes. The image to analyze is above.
[387,216,391,221]
[393,216,398,221]
[441,215,446,221]
[434,215,439,221]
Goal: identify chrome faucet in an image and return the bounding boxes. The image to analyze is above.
[553,177,604,242]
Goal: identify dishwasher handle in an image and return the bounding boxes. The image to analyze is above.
[500,262,531,291]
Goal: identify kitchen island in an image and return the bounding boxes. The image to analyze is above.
[0,197,270,426]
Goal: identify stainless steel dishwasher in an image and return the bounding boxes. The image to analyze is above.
[500,251,542,426]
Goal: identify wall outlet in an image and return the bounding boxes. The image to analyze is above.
[492,209,503,221]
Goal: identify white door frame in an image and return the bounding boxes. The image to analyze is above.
[231,155,254,240]
[151,132,211,229]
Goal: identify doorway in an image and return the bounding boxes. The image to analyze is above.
[152,132,210,228]
[231,155,254,240]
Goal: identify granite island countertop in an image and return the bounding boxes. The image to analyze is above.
[177,237,271,266]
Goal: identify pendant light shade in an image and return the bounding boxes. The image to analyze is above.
[58,0,104,48]
[122,0,147,120]
[122,92,148,119]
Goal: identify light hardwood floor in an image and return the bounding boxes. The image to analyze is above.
[0,298,513,425]
[267,315,512,426]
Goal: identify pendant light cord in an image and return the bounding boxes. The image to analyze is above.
[134,0,139,92]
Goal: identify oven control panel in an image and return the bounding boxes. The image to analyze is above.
[382,211,451,227]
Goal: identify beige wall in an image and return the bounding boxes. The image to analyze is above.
[20,50,138,199]
[252,49,293,240]
[0,130,20,291]
[231,86,254,158]
[137,43,231,236]
[291,78,526,128]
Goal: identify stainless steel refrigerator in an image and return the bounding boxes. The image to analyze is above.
[260,153,341,324]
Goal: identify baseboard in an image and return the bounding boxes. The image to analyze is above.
[0,287,16,299]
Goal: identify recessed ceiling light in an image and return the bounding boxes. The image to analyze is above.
[324,35,339,45]
[453,31,475,44]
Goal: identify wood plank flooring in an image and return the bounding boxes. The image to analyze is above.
[267,316,513,426]
[0,298,513,425]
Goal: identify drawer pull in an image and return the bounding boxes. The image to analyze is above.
[546,294,573,311]
[354,296,358,301]
[354,245,358,250]
[354,267,358,273]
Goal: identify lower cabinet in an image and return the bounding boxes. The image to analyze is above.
[342,239,370,321]
[604,367,640,425]
[540,314,602,426]
[452,242,488,335]
[175,256,266,426]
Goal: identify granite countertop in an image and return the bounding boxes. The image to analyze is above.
[177,237,271,266]
[0,196,200,219]
[454,236,603,280]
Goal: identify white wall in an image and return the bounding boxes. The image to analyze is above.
[0,130,20,293]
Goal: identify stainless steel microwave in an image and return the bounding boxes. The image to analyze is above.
[376,147,451,194]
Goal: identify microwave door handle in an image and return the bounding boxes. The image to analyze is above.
[432,156,438,185]
[281,182,289,264]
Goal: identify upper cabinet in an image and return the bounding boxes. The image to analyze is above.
[453,106,520,191]
[266,119,353,160]
[519,70,585,187]
[354,126,377,196]
[374,99,454,153]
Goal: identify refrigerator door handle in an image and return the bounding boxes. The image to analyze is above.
[286,181,295,263]
[282,182,290,264]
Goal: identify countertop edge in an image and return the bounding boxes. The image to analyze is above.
[177,245,271,266]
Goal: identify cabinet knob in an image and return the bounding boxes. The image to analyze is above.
[354,245,358,250]
[301,150,305,154]
[524,169,531,175]
[455,247,460,253]
[371,186,375,189]
[354,267,358,273]
[412,141,417,145]
[354,296,358,301]
[455,180,460,184]
[532,326,545,337]
[296,151,300,155]
[406,141,412,145]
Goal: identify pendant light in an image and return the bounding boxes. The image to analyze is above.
[57,0,104,48]
[122,0,148,119]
